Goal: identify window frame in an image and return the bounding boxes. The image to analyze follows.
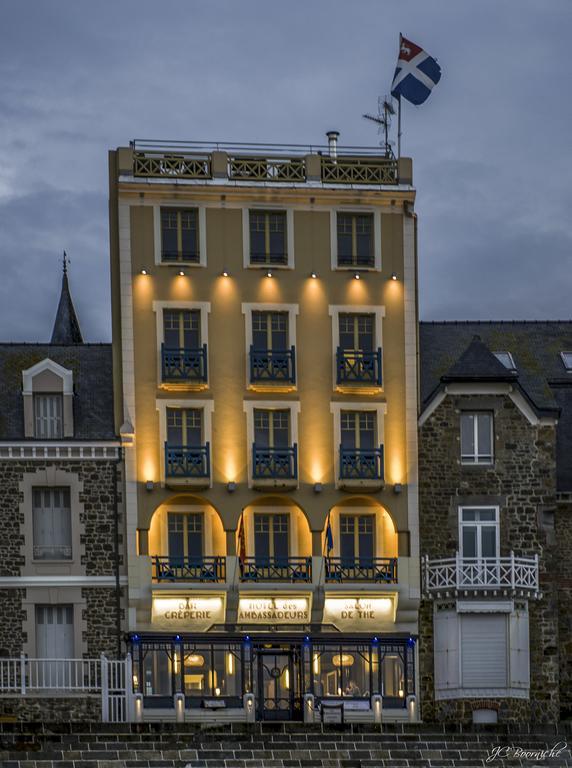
[460,411,494,465]
[330,401,386,488]
[157,399,215,487]
[33,393,64,440]
[242,303,299,391]
[243,400,300,488]
[329,305,385,391]
[458,506,500,560]
[32,487,72,562]
[242,207,295,269]
[560,351,572,372]
[153,204,207,268]
[493,351,517,371]
[330,209,382,272]
[153,301,211,388]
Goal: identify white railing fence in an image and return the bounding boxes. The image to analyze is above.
[0,654,133,722]
[423,552,540,596]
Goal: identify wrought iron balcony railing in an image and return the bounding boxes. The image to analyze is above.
[250,346,296,384]
[339,446,384,481]
[336,348,382,386]
[161,344,208,383]
[423,553,540,597]
[325,557,398,583]
[153,555,226,582]
[240,557,312,582]
[165,443,210,479]
[253,444,298,480]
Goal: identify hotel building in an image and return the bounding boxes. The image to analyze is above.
[108,136,421,722]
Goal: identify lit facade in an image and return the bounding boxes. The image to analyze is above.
[109,138,420,722]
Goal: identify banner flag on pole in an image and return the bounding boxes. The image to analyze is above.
[325,513,334,555]
[391,34,441,106]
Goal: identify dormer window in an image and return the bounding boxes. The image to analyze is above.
[22,359,74,439]
[493,351,516,371]
[34,394,63,439]
[560,351,572,372]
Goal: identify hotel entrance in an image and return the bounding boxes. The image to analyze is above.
[255,646,303,721]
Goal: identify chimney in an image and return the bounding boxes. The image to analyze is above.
[326,131,340,159]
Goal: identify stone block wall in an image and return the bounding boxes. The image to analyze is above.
[418,394,559,723]
[556,495,572,719]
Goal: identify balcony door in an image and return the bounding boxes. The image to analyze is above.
[254,410,289,449]
[167,408,202,447]
[35,605,74,686]
[252,311,288,352]
[341,412,375,450]
[339,313,374,352]
[164,309,201,350]
[254,513,289,567]
[340,514,375,568]
[168,512,204,565]
[459,508,499,559]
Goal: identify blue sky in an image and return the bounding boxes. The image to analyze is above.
[1,0,571,340]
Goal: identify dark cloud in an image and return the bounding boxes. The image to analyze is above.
[0,0,571,340]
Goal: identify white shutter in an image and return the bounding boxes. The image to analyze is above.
[461,614,507,687]
[36,605,74,658]
[434,610,460,691]
[509,609,530,689]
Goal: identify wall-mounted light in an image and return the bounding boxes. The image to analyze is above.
[354,272,361,280]
[178,270,186,276]
[227,481,237,493]
[140,268,149,275]
[313,482,323,493]
[266,271,273,278]
[145,480,154,492]
[310,272,318,279]
[391,272,398,281]
[393,483,403,494]
[222,270,230,277]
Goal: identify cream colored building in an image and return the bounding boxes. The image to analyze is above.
[109,135,420,722]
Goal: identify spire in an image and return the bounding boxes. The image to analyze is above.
[50,252,84,344]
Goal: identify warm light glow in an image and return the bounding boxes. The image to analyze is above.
[140,268,148,275]
[173,650,180,674]
[337,687,342,696]
[310,460,324,483]
[398,688,405,698]
[185,654,205,666]
[391,272,398,280]
[266,270,273,278]
[227,652,234,675]
[323,597,394,631]
[142,457,157,483]
[152,596,225,630]
[215,687,221,696]
[237,596,310,624]
[332,653,355,667]
[310,272,318,279]
[222,270,229,277]
[354,272,361,280]
[313,653,320,675]
[284,668,290,689]
[178,270,186,276]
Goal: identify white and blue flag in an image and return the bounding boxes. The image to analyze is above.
[391,35,441,106]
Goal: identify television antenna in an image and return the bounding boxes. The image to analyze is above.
[363,96,395,157]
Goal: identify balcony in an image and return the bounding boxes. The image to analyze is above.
[165,443,210,485]
[339,446,384,489]
[325,557,398,584]
[153,555,226,583]
[423,553,540,599]
[336,348,382,388]
[129,141,403,187]
[240,557,312,583]
[250,346,296,386]
[161,344,207,385]
[252,445,298,488]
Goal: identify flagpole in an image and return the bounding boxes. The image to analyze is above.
[397,95,402,159]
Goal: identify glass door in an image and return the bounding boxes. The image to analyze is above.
[256,648,302,720]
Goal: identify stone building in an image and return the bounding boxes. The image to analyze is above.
[418,322,572,724]
[0,260,126,717]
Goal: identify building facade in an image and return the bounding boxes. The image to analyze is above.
[109,137,421,722]
[0,264,126,719]
[418,323,572,724]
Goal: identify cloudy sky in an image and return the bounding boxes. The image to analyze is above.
[1,0,571,341]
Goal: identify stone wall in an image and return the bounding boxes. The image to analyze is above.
[0,695,101,723]
[418,394,559,724]
[556,495,572,719]
[83,587,125,658]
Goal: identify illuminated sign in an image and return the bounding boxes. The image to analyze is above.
[152,595,225,631]
[237,596,310,624]
[323,596,394,631]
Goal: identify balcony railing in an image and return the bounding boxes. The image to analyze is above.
[253,444,298,479]
[336,348,382,386]
[240,557,312,582]
[423,553,540,597]
[325,557,398,583]
[165,443,210,478]
[161,344,208,383]
[250,346,296,384]
[339,446,384,481]
[229,155,306,182]
[153,555,226,582]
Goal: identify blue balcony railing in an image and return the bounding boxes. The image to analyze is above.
[165,443,210,478]
[336,348,382,386]
[339,445,384,481]
[325,557,397,583]
[153,555,226,582]
[161,344,208,382]
[250,346,296,384]
[240,557,312,582]
[253,444,298,479]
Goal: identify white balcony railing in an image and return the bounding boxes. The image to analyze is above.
[423,552,540,598]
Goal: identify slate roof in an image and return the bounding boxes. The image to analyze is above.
[50,259,84,344]
[420,321,572,491]
[0,344,116,440]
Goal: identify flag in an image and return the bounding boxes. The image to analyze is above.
[237,515,246,565]
[391,35,441,106]
[325,513,334,555]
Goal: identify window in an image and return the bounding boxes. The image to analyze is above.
[493,351,516,371]
[340,514,375,566]
[249,210,287,265]
[560,351,572,371]
[254,513,289,565]
[164,309,200,350]
[168,512,203,562]
[341,412,376,450]
[160,207,199,263]
[460,412,493,464]
[32,488,71,560]
[254,409,290,448]
[339,314,374,351]
[459,507,499,559]
[167,408,203,446]
[34,394,63,439]
[252,312,288,351]
[337,212,374,267]
[313,644,373,698]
